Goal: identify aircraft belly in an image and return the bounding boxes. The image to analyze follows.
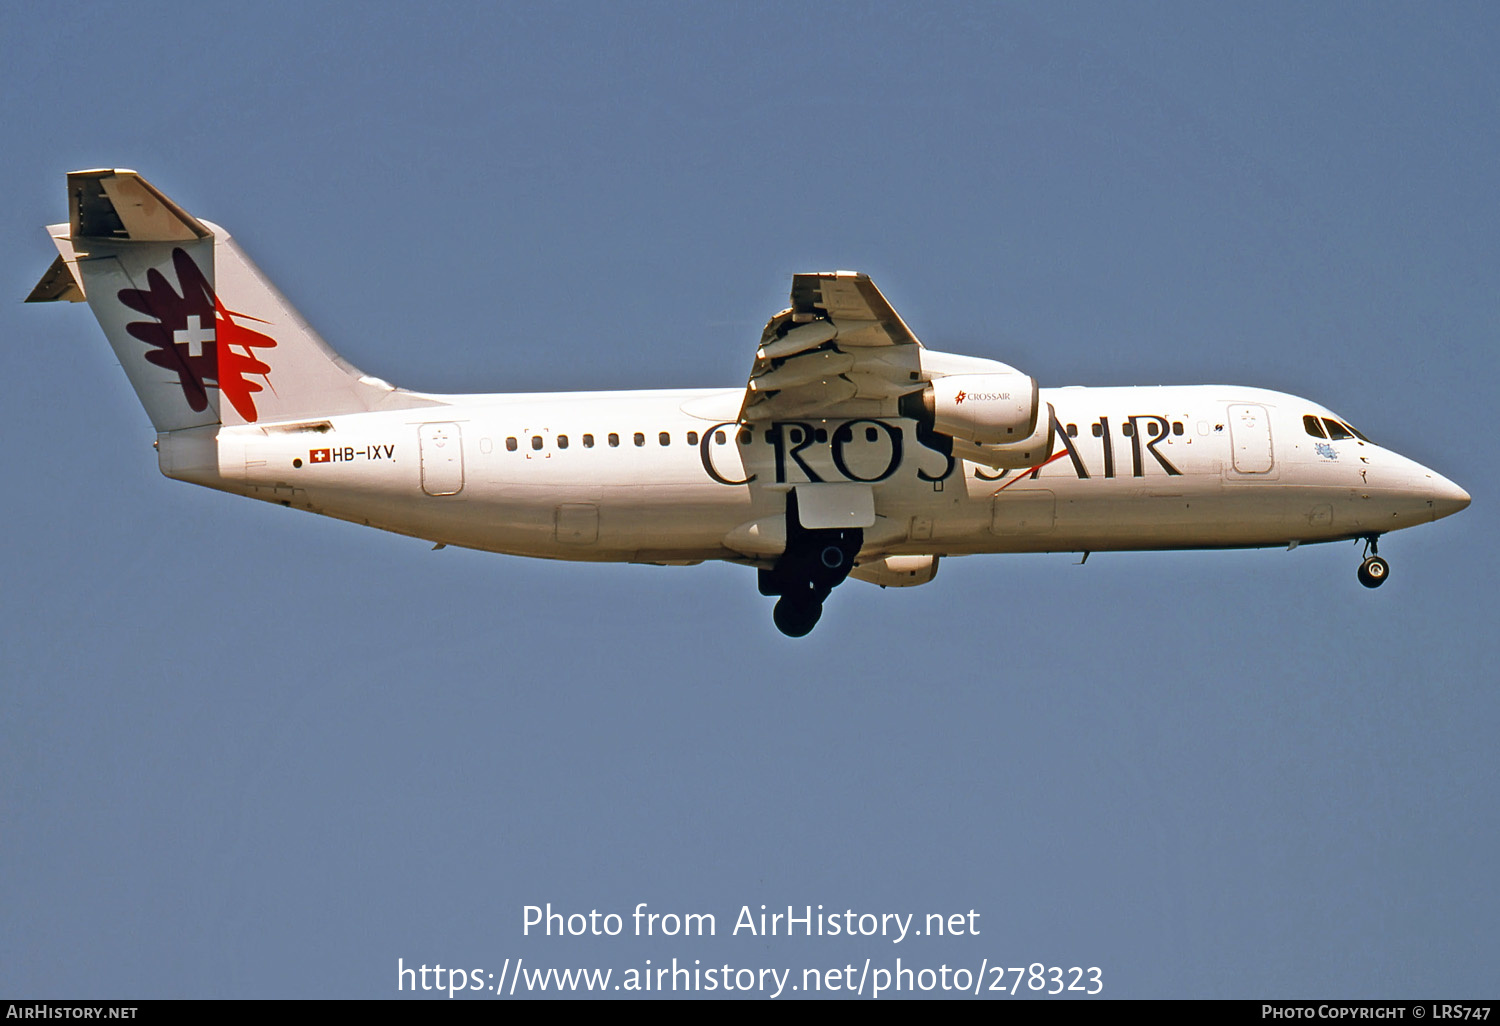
[291,482,747,562]
[591,483,755,558]
[921,472,1340,553]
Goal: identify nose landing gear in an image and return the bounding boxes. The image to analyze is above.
[1357,535,1389,589]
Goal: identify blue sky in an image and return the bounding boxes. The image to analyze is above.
[2,2,1496,998]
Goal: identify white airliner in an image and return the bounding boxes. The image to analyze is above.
[30,170,1470,635]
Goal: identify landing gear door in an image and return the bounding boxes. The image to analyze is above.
[793,483,876,529]
[419,422,465,496]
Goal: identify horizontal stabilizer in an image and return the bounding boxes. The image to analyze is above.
[26,254,84,303]
[69,169,210,242]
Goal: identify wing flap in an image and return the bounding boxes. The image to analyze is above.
[741,271,924,422]
[784,271,920,348]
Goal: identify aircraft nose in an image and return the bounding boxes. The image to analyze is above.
[1426,473,1470,521]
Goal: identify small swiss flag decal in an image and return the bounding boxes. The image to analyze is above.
[310,449,331,463]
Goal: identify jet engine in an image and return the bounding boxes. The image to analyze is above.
[900,371,1054,470]
[919,372,1039,444]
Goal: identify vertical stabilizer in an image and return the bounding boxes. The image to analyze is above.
[29,169,438,432]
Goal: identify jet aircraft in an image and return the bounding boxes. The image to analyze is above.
[29,170,1471,635]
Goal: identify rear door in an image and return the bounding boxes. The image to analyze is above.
[419,422,465,496]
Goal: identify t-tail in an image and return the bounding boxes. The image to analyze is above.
[27,169,437,434]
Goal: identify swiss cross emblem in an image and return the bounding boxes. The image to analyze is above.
[116,247,277,422]
[310,449,331,463]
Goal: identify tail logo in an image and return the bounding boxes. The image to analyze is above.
[117,248,277,422]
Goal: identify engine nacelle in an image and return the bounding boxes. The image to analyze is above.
[914,372,1039,445]
[950,403,1056,469]
[849,554,939,588]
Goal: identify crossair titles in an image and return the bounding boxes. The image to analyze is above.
[698,410,1184,488]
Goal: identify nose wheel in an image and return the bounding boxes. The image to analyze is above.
[1357,536,1389,588]
[1358,555,1389,588]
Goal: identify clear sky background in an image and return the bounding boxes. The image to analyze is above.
[2,1,1495,999]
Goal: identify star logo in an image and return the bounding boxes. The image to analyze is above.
[954,390,967,404]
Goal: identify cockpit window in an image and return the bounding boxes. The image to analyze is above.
[1303,415,1327,439]
[1343,422,1374,444]
[1322,418,1353,441]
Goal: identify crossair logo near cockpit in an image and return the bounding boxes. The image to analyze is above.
[117,247,277,422]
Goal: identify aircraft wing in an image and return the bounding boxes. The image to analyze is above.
[739,271,925,422]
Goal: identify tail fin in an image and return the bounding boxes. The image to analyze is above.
[28,169,436,431]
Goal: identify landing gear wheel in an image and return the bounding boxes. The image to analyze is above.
[773,596,823,637]
[1358,555,1390,588]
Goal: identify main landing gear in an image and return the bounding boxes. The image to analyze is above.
[760,493,863,637]
[1357,535,1389,589]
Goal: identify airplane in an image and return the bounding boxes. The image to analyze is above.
[28,169,1471,636]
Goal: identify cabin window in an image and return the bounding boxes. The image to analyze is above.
[608,432,620,447]
[634,432,645,447]
[687,431,699,445]
[1091,422,1103,438]
[531,435,543,450]
[1172,422,1184,435]
[1303,415,1327,439]
[715,431,727,445]
[583,434,594,448]
[739,429,752,445]
[1146,420,1160,437]
[1322,418,1353,441]
[1066,423,1078,437]
[557,434,569,449]
[814,428,827,443]
[1122,422,1134,437]
[865,426,879,442]
[506,437,518,452]
[658,431,670,446]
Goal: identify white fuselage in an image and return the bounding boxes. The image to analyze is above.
[157,383,1467,566]
[30,172,1469,627]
